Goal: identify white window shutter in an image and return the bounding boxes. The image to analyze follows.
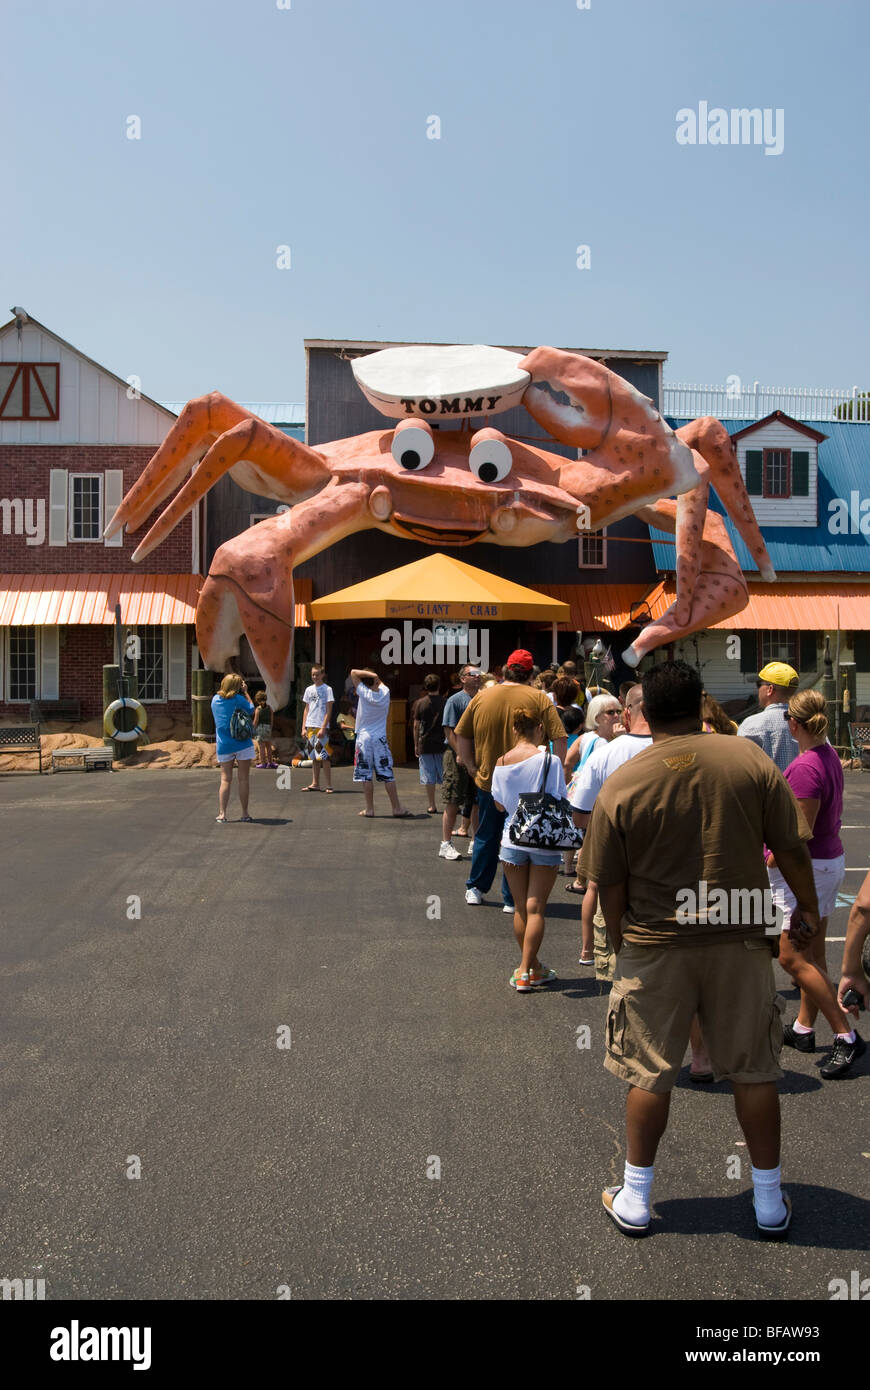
[167,626,187,700]
[104,470,124,546]
[49,470,68,546]
[40,627,60,699]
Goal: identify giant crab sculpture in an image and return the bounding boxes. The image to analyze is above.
[105,345,774,710]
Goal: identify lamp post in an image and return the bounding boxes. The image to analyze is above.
[822,636,836,742]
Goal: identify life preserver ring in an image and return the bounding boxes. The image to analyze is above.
[104,698,148,742]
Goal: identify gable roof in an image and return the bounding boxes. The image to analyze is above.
[0,312,175,420]
[729,410,827,444]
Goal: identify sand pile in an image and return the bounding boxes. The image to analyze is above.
[0,720,303,773]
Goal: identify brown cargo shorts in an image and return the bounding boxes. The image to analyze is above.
[605,937,784,1093]
[441,745,473,810]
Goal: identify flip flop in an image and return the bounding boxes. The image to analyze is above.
[215,816,227,823]
[565,883,586,895]
[755,1193,792,1241]
[602,1187,650,1237]
[240,815,253,823]
[324,787,334,794]
[301,785,319,792]
[392,810,413,818]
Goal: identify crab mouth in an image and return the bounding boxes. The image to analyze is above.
[391,515,485,545]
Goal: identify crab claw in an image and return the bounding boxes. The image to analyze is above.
[104,393,330,553]
[521,348,700,525]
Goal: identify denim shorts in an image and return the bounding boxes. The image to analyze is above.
[500,844,563,868]
[418,753,443,785]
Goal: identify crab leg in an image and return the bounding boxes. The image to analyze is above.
[623,500,749,665]
[676,417,775,581]
[198,480,371,710]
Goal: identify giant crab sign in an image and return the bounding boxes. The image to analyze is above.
[105,345,774,709]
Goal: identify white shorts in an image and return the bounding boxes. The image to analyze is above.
[217,746,256,764]
[353,729,394,783]
[768,854,845,928]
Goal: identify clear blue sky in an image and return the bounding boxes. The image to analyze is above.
[3,0,867,403]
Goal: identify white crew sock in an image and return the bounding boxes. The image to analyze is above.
[751,1164,786,1225]
[834,1030,857,1043]
[612,1161,653,1224]
[793,1019,814,1035]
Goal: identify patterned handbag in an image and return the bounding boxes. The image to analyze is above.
[509,750,584,851]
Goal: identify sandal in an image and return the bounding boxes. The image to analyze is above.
[755,1193,792,1240]
[565,882,586,895]
[240,815,253,823]
[215,815,227,823]
[602,1187,650,1237]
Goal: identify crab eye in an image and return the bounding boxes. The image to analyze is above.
[469,428,512,483]
[391,419,435,471]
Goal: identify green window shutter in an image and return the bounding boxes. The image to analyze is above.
[854,633,870,673]
[799,633,817,673]
[739,633,758,672]
[792,451,809,496]
[745,450,763,494]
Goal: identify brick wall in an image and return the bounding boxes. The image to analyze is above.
[0,446,194,572]
[0,624,194,723]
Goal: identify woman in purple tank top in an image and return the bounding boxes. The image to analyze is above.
[767,690,864,1078]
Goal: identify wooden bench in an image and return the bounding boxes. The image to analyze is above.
[0,724,43,773]
[51,746,114,773]
[29,699,82,723]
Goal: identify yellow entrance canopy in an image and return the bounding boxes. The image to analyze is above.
[309,552,571,623]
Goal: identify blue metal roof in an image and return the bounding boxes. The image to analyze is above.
[651,419,870,574]
[161,401,305,426]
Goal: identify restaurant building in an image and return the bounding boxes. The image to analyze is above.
[0,310,201,723]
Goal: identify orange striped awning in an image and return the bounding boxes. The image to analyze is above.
[659,581,870,631]
[530,583,670,632]
[0,574,203,626]
[0,573,312,629]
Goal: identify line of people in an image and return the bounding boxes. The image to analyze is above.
[449,653,866,1241]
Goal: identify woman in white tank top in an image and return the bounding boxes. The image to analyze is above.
[491,707,567,993]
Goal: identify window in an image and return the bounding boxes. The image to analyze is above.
[578,529,607,568]
[249,506,290,527]
[758,630,798,668]
[0,363,59,420]
[8,627,37,701]
[70,475,102,540]
[745,449,810,499]
[763,449,790,498]
[137,626,165,701]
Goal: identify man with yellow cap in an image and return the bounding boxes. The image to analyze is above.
[737,662,800,772]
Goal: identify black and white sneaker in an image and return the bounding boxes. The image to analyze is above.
[783,1022,815,1052]
[820,1032,866,1080]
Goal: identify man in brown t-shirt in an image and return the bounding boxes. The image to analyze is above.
[579,661,819,1241]
[455,649,566,907]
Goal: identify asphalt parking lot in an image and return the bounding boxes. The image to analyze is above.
[0,763,868,1301]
